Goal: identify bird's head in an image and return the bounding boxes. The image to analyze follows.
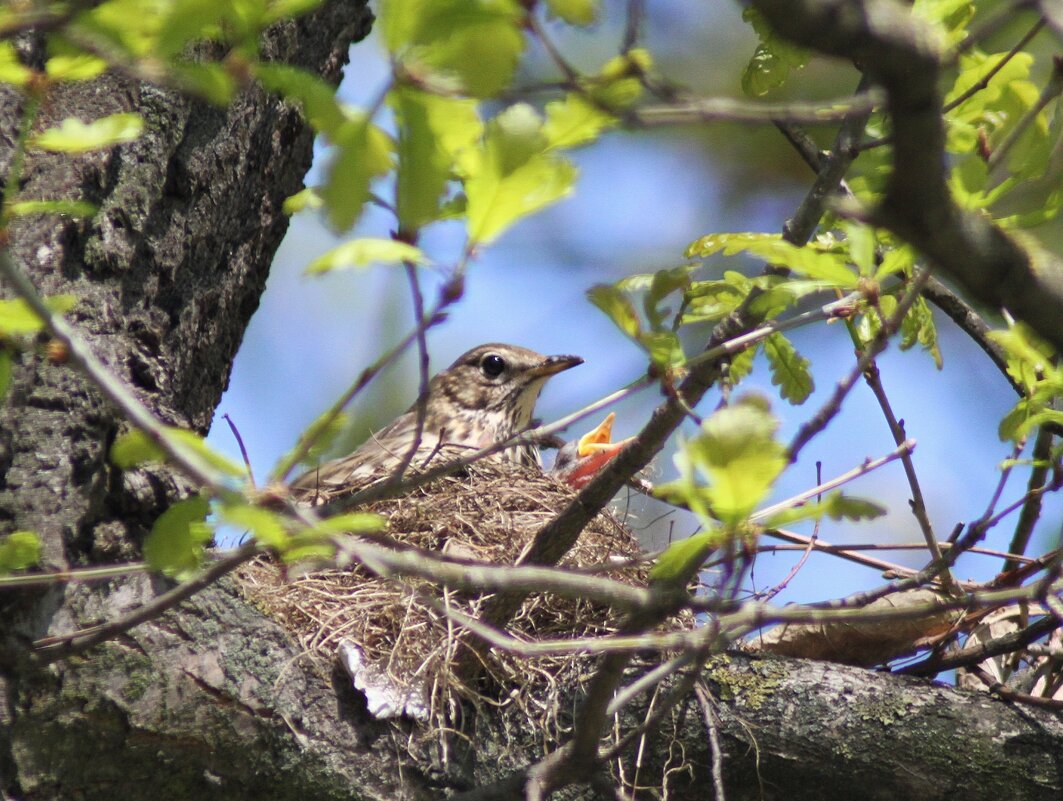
[431,343,583,430]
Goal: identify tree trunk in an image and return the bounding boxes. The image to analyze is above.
[1,4,1061,800]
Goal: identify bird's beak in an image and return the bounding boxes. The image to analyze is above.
[564,412,635,489]
[531,354,584,377]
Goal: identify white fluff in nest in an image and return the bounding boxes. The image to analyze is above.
[338,638,430,720]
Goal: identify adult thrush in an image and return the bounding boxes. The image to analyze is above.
[291,343,582,501]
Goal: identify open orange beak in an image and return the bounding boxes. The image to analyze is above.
[562,412,635,490]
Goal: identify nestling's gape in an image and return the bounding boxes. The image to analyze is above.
[291,343,582,500]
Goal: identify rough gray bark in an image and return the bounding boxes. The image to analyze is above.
[1,1,1062,799]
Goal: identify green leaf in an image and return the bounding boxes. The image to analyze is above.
[254,64,345,137]
[170,62,237,105]
[761,491,885,528]
[320,116,394,231]
[764,333,813,404]
[263,0,324,22]
[32,113,144,153]
[545,0,599,25]
[305,238,430,274]
[649,528,720,584]
[45,53,108,81]
[143,496,213,579]
[0,42,32,86]
[740,7,808,97]
[874,243,915,281]
[167,429,246,476]
[724,344,756,387]
[305,512,387,536]
[381,0,525,98]
[687,232,856,287]
[110,429,166,469]
[220,503,289,549]
[111,427,245,476]
[543,93,617,150]
[0,350,11,400]
[587,284,640,338]
[639,330,685,371]
[464,104,577,245]
[682,279,748,323]
[391,88,481,230]
[0,295,77,336]
[900,295,942,368]
[0,531,41,573]
[674,395,788,527]
[282,187,323,214]
[8,199,97,218]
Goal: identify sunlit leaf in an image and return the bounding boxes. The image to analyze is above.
[761,491,886,528]
[111,427,244,476]
[254,64,346,136]
[8,199,97,218]
[671,395,788,527]
[543,93,617,150]
[263,0,324,22]
[282,187,323,215]
[764,333,813,404]
[0,41,32,86]
[649,528,720,584]
[0,531,41,573]
[740,7,808,96]
[464,104,577,244]
[305,238,430,274]
[32,113,144,153]
[687,232,856,287]
[111,429,166,469]
[587,284,640,338]
[220,503,289,549]
[45,53,107,81]
[545,0,599,25]
[306,512,387,536]
[0,295,77,336]
[0,350,11,400]
[381,0,525,98]
[320,116,394,231]
[171,62,237,105]
[143,496,213,578]
[900,295,942,368]
[391,88,481,230]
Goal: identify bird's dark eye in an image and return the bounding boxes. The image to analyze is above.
[481,353,506,378]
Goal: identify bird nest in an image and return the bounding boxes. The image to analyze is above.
[236,459,679,743]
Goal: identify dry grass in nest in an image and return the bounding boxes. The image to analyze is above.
[236,460,679,740]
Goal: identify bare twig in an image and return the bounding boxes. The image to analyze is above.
[1007,427,1055,571]
[32,542,261,660]
[788,269,933,460]
[695,682,727,801]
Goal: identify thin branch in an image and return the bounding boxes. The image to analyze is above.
[921,276,1021,396]
[753,438,915,521]
[32,542,261,660]
[861,360,955,592]
[788,268,933,460]
[695,682,727,801]
[1007,427,1054,571]
[632,92,881,127]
